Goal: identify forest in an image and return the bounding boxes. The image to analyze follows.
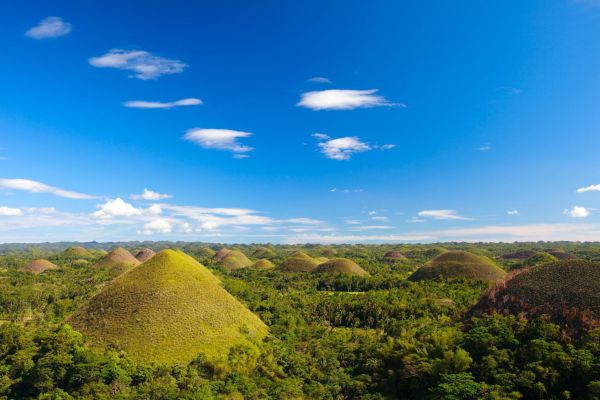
[1,241,600,399]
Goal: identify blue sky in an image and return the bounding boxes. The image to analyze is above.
[2,0,600,243]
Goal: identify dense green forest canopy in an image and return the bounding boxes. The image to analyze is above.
[1,241,600,399]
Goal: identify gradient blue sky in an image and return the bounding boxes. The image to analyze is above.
[2,0,600,243]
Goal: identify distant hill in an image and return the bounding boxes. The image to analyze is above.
[22,259,58,274]
[134,248,156,263]
[252,246,276,259]
[545,248,578,261]
[214,248,232,261]
[314,258,369,277]
[56,246,95,260]
[198,247,216,258]
[383,251,406,261]
[94,247,140,276]
[220,250,253,271]
[276,251,320,272]
[500,250,537,260]
[251,259,275,270]
[471,260,600,334]
[522,252,558,266]
[67,249,268,364]
[409,250,506,282]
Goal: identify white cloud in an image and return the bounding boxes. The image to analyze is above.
[564,206,590,218]
[139,219,172,235]
[349,225,395,231]
[25,207,56,214]
[307,77,332,84]
[312,133,331,140]
[371,216,389,222]
[89,49,187,80]
[297,89,402,110]
[577,184,600,193]
[131,188,173,200]
[93,198,143,219]
[0,206,22,217]
[0,178,97,199]
[124,98,202,109]
[479,145,492,151]
[330,188,363,193]
[285,218,323,225]
[345,219,361,225]
[26,17,71,39]
[507,210,519,215]
[317,136,371,160]
[200,221,218,230]
[368,211,377,215]
[285,233,432,244]
[184,128,253,156]
[418,209,473,220]
[408,217,426,223]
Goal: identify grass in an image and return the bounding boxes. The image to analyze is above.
[134,248,156,262]
[276,251,320,272]
[220,250,253,271]
[67,249,268,365]
[56,246,95,260]
[94,247,140,276]
[314,258,369,277]
[251,259,275,270]
[410,250,506,282]
[22,259,58,274]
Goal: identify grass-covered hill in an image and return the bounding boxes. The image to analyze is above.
[214,248,232,261]
[22,259,58,274]
[54,246,95,260]
[472,260,600,333]
[500,250,537,260]
[409,250,506,282]
[276,251,320,272]
[220,250,253,270]
[134,247,156,262]
[545,248,578,260]
[252,246,275,259]
[522,251,558,266]
[67,249,268,364]
[251,259,275,270]
[94,247,140,276]
[383,251,406,261]
[314,258,369,276]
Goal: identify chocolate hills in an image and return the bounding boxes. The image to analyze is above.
[56,246,95,260]
[214,248,232,261]
[409,250,506,282]
[219,250,253,271]
[471,260,600,334]
[276,251,320,272]
[314,258,369,277]
[22,259,58,274]
[251,259,275,270]
[383,251,406,261]
[67,249,268,364]
[94,247,140,276]
[252,246,276,259]
[134,247,156,263]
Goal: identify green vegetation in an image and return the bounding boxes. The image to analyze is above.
[93,247,140,276]
[314,257,369,276]
[410,250,506,282]
[22,259,58,274]
[384,250,406,261]
[3,242,600,398]
[220,250,253,270]
[522,251,558,266]
[68,249,267,364]
[251,258,275,270]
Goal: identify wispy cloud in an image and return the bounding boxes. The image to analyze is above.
[26,17,71,39]
[507,209,519,215]
[577,184,600,193]
[184,128,253,157]
[313,135,395,160]
[307,76,332,84]
[479,144,492,151]
[0,206,22,217]
[131,189,173,200]
[564,205,590,218]
[417,209,474,220]
[89,49,187,80]
[0,178,97,200]
[330,188,364,193]
[297,89,403,110]
[124,98,202,109]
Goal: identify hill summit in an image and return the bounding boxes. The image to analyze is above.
[94,247,140,276]
[56,246,95,260]
[277,251,320,272]
[409,250,506,282]
[67,249,268,364]
[22,259,58,274]
[315,258,369,276]
[134,248,156,263]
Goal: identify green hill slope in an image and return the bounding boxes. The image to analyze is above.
[277,251,320,272]
[56,246,95,260]
[94,247,140,276]
[252,259,275,270]
[409,250,506,282]
[67,249,268,364]
[314,258,369,277]
[220,250,253,270]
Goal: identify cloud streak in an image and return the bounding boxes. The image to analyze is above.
[124,98,202,109]
[89,49,187,80]
[0,178,97,200]
[418,209,474,220]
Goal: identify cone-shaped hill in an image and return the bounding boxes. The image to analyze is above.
[214,248,232,261]
[314,258,369,277]
[252,246,276,259]
[57,246,95,260]
[545,249,579,261]
[22,259,58,274]
[500,250,537,260]
[94,247,140,276]
[384,251,407,261]
[219,250,253,271]
[198,247,216,258]
[409,250,506,282]
[67,249,268,364]
[276,251,320,272]
[252,259,275,270]
[522,252,557,266]
[135,248,156,263]
[471,260,600,333]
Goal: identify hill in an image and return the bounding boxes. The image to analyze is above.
[251,259,275,270]
[67,249,268,364]
[500,250,537,260]
[545,249,578,260]
[252,246,276,258]
[409,250,506,282]
[56,246,95,260]
[522,252,558,266]
[314,258,369,277]
[383,251,406,261]
[134,248,156,263]
[471,260,600,333]
[94,247,140,276]
[198,247,216,258]
[276,251,320,272]
[22,259,58,274]
[220,250,253,271]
